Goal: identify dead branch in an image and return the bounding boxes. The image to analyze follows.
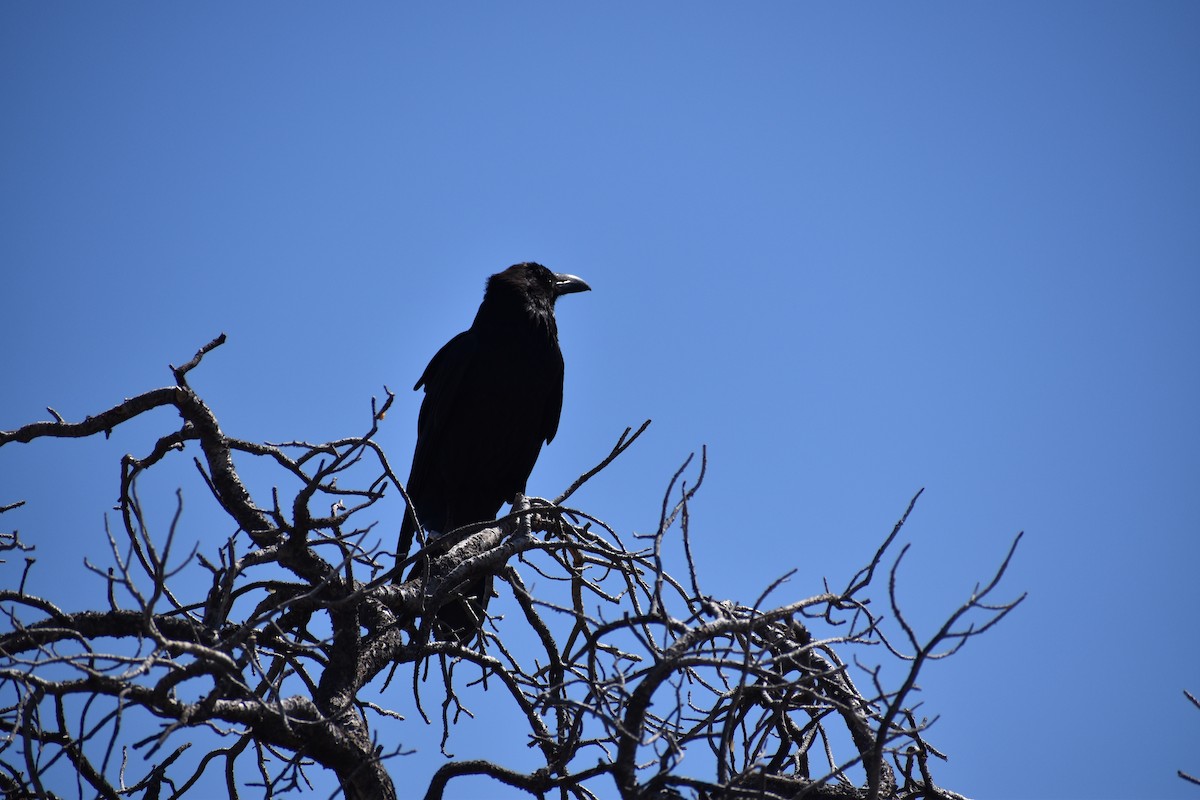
[0,337,1022,800]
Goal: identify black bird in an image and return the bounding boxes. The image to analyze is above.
[399,262,591,641]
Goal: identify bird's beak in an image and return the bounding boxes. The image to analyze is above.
[553,273,591,297]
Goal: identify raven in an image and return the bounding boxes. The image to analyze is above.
[399,262,591,641]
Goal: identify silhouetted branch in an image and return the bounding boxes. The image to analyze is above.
[1182,690,1200,787]
[555,419,651,505]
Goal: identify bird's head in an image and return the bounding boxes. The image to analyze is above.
[489,263,591,312]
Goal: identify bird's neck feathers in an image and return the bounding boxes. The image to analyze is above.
[474,276,559,338]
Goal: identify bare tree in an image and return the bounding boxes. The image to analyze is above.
[0,336,1023,800]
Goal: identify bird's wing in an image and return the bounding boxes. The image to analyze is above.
[406,330,478,527]
[414,329,477,436]
[540,351,565,445]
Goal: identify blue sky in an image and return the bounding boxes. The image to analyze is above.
[2,4,1198,798]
